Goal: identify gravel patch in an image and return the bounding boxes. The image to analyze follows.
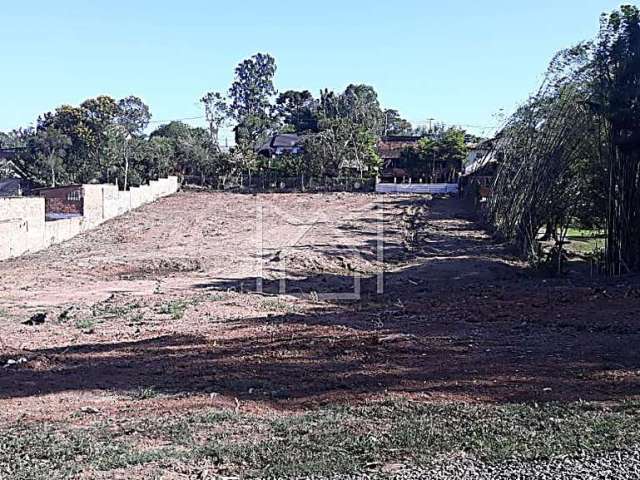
[293,449,640,480]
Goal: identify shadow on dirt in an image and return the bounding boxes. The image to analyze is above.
[2,198,639,406]
[2,260,640,406]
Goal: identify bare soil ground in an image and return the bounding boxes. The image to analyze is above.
[1,191,640,478]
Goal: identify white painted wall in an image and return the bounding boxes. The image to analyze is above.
[376,183,459,194]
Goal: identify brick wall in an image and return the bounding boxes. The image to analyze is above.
[45,197,83,214]
[36,186,84,215]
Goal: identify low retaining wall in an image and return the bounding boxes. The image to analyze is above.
[0,176,179,261]
[376,183,459,194]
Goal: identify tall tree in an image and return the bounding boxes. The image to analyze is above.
[115,96,151,189]
[488,45,600,266]
[228,53,277,149]
[116,96,151,136]
[397,127,467,182]
[304,118,381,178]
[38,97,120,183]
[150,121,212,184]
[32,127,72,187]
[200,91,229,150]
[81,96,120,172]
[383,109,413,136]
[594,5,640,273]
[338,84,384,134]
[275,90,319,133]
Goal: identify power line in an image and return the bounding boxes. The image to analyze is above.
[456,124,499,129]
[147,113,497,130]
[410,119,497,130]
[147,115,205,125]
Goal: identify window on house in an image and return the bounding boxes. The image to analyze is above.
[67,190,81,201]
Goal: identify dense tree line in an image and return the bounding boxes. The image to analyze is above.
[1,52,479,190]
[1,52,420,188]
[201,58,404,181]
[488,5,640,274]
[1,95,166,189]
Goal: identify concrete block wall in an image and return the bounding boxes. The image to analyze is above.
[100,184,121,222]
[81,176,179,226]
[0,176,179,261]
[44,217,86,246]
[115,190,131,216]
[0,197,46,260]
[81,184,106,228]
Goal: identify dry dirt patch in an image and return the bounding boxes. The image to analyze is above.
[0,192,639,426]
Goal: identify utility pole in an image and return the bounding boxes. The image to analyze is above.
[427,118,435,134]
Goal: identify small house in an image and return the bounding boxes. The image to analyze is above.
[257,134,304,158]
[0,178,34,197]
[33,185,84,220]
[378,135,462,183]
[463,136,502,183]
[377,135,422,178]
[461,135,504,203]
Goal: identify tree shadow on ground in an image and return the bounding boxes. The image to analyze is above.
[2,197,639,407]
[2,259,640,406]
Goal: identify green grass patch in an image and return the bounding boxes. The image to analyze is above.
[0,423,181,480]
[74,317,96,334]
[2,400,640,479]
[564,228,606,256]
[91,301,142,319]
[565,227,606,239]
[157,300,190,320]
[128,386,161,401]
[260,298,301,314]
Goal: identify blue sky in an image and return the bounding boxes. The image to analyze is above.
[0,1,625,141]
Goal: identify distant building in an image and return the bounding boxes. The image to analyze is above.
[257,134,304,157]
[461,135,504,203]
[463,136,502,180]
[0,178,34,197]
[32,185,84,220]
[377,135,422,176]
[378,135,462,183]
[0,147,27,161]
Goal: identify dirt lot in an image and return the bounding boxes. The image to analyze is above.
[1,191,640,478]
